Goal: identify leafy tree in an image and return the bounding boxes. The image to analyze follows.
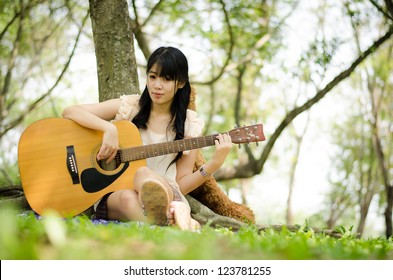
[0,0,90,183]
[345,0,393,237]
[325,107,381,236]
[0,0,90,136]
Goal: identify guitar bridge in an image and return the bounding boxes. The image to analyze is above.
[66,145,80,184]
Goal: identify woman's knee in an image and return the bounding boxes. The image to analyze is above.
[134,166,153,179]
[107,190,143,221]
[133,166,155,192]
[108,190,138,213]
[118,190,138,208]
[135,166,153,177]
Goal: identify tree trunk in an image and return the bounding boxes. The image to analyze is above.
[89,0,139,101]
[385,186,393,237]
[357,206,369,237]
[368,67,392,238]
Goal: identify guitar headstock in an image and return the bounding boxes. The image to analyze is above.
[228,124,266,144]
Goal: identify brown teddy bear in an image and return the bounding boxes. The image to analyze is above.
[187,87,256,224]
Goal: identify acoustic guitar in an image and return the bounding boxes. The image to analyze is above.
[18,118,265,217]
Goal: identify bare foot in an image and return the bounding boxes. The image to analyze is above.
[140,179,170,226]
[189,218,201,231]
[170,201,201,231]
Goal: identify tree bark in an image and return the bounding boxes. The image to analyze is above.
[89,0,139,101]
[385,187,393,237]
[186,196,247,230]
[368,54,393,237]
[0,186,29,210]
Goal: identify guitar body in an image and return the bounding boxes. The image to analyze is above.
[18,118,146,217]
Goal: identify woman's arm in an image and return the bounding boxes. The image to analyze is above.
[62,99,121,162]
[176,133,233,195]
[62,99,121,127]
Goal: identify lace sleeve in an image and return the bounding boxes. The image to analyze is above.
[114,94,141,121]
[184,109,205,138]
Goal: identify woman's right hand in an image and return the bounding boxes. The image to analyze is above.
[96,123,119,163]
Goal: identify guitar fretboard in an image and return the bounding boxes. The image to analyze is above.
[119,134,219,162]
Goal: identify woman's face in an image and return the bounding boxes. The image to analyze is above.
[146,63,183,108]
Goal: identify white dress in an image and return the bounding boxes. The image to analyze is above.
[113,94,205,208]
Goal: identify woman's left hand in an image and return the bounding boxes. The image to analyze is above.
[210,133,233,169]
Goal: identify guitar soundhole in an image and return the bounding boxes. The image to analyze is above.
[97,154,122,171]
[98,160,116,171]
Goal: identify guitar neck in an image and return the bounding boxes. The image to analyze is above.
[119,134,219,162]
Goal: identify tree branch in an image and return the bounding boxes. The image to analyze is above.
[257,25,393,173]
[1,0,25,125]
[130,0,165,59]
[0,10,90,138]
[0,10,20,42]
[6,7,75,114]
[214,25,393,181]
[192,0,234,85]
[369,0,393,20]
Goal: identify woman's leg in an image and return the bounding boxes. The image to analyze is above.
[106,189,147,222]
[105,166,197,229]
[133,167,175,225]
[133,166,174,202]
[139,179,171,225]
[133,167,199,230]
[106,166,173,223]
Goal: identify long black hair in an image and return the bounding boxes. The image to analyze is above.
[132,46,191,165]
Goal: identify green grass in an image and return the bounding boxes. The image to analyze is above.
[1,207,392,260]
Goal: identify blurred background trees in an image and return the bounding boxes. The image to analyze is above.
[1,0,392,237]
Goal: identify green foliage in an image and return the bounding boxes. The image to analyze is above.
[0,0,91,185]
[1,209,392,260]
[321,38,393,233]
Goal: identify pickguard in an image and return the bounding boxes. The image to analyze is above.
[80,162,129,193]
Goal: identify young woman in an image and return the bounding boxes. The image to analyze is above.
[62,46,232,230]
